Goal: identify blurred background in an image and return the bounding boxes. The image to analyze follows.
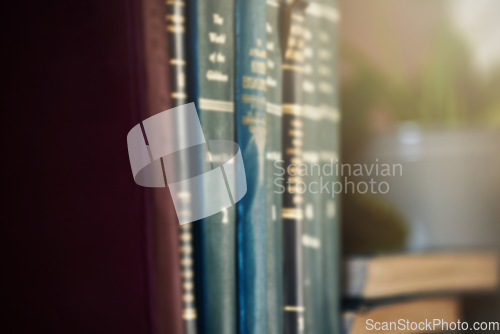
[339,0,500,321]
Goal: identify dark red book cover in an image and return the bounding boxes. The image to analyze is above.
[140,0,185,333]
[2,0,183,333]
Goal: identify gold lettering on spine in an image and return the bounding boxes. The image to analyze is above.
[205,12,230,88]
[242,76,267,91]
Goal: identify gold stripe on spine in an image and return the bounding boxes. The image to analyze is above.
[172,92,187,99]
[284,305,306,312]
[242,94,266,105]
[282,208,304,220]
[165,14,185,23]
[182,308,197,320]
[183,282,194,291]
[166,0,185,5]
[289,129,303,138]
[170,58,186,65]
[291,119,303,128]
[282,64,304,72]
[286,148,302,156]
[282,104,303,116]
[183,294,195,302]
[182,270,194,279]
[199,98,234,112]
[180,245,193,254]
[166,25,185,33]
[288,176,303,183]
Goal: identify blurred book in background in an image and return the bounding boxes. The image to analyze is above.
[344,297,461,334]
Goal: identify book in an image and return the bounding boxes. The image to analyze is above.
[281,1,308,333]
[141,0,185,333]
[344,297,461,334]
[265,1,284,333]
[235,0,268,333]
[187,0,237,333]
[3,0,187,332]
[164,1,198,333]
[301,4,325,334]
[314,1,341,333]
[344,251,499,300]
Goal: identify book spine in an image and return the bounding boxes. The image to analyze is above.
[265,1,284,333]
[235,0,268,333]
[281,1,307,333]
[315,1,341,333]
[188,0,237,333]
[140,0,184,333]
[165,1,198,333]
[302,6,324,334]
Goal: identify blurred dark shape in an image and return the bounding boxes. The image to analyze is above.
[342,193,408,254]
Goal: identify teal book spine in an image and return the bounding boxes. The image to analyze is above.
[235,0,268,333]
[165,0,198,333]
[302,5,325,334]
[265,0,284,333]
[313,0,341,333]
[281,1,308,333]
[187,0,237,333]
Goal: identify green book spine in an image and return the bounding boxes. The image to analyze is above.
[313,1,341,333]
[281,1,307,333]
[266,1,284,333]
[188,0,237,333]
[165,1,197,333]
[302,6,324,334]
